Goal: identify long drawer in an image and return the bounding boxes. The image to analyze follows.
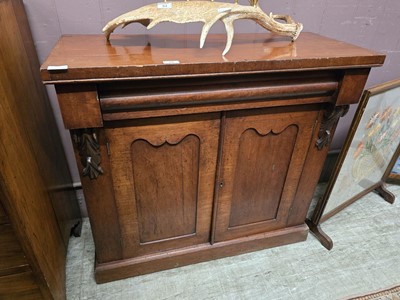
[98,71,339,121]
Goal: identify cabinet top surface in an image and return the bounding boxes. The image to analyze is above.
[41,33,384,83]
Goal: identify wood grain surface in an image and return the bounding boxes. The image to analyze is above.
[41,33,384,83]
[0,0,81,298]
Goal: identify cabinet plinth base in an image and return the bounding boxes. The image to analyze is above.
[94,225,308,284]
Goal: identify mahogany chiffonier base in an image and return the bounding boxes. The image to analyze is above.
[41,33,385,284]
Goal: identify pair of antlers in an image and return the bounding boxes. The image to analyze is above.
[102,1,303,55]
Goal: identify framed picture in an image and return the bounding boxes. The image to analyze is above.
[307,78,400,249]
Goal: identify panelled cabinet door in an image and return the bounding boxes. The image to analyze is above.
[105,114,220,258]
[214,107,319,242]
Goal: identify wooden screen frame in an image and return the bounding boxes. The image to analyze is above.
[307,78,400,249]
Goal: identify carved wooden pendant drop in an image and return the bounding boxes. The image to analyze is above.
[102,1,303,55]
[316,105,350,150]
[73,129,104,180]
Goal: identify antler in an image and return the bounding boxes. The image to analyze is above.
[102,1,303,55]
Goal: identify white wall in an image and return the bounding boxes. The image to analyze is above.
[23,0,400,183]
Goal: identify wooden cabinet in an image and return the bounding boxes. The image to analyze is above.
[41,33,384,283]
[0,0,81,299]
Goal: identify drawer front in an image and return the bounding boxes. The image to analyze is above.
[105,113,220,258]
[0,271,42,300]
[0,224,29,277]
[98,71,338,121]
[214,106,320,242]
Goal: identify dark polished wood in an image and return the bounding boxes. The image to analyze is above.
[0,225,30,277]
[42,33,384,283]
[0,272,43,300]
[374,184,395,204]
[305,219,333,250]
[41,33,385,83]
[55,84,103,129]
[0,0,81,299]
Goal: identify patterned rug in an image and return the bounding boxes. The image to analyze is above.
[346,285,400,300]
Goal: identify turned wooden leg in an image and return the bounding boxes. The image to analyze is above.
[305,219,333,250]
[374,184,395,204]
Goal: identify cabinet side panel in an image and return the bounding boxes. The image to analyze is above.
[132,136,200,243]
[289,109,337,226]
[73,130,123,263]
[229,126,298,227]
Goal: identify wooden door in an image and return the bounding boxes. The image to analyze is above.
[105,114,220,258]
[214,106,319,242]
